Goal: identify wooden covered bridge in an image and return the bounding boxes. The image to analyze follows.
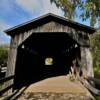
[0,13,98,99]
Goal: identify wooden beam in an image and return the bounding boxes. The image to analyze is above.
[4,37,18,94]
[79,78,100,96]
[80,47,94,77]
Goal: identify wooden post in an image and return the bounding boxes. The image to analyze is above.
[80,47,94,77]
[4,37,18,94]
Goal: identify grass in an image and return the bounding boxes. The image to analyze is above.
[93,67,100,100]
[94,67,100,74]
[95,96,100,100]
[94,67,100,78]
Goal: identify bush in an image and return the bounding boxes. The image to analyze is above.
[90,29,100,76]
[0,45,9,67]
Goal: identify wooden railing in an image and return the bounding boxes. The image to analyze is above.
[0,75,14,95]
[80,76,100,96]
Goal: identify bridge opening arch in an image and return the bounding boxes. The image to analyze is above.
[14,32,80,89]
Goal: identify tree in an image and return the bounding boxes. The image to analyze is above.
[0,45,9,67]
[80,0,100,27]
[50,0,80,19]
[50,0,100,27]
[90,29,100,75]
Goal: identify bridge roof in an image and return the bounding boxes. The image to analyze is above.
[4,13,96,36]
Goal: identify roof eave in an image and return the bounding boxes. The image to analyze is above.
[4,13,96,35]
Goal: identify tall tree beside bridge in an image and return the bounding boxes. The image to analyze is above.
[50,0,100,27]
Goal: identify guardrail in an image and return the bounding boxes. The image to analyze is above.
[0,75,14,95]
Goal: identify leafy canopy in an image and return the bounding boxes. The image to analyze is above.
[50,0,100,27]
[90,30,100,68]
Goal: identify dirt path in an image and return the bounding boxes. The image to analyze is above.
[15,75,93,100]
[24,75,89,94]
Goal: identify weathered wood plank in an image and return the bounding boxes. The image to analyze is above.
[88,77,100,86]
[80,47,94,77]
[15,21,89,47]
[4,36,18,94]
[79,78,100,96]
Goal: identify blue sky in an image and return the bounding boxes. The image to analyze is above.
[0,0,92,44]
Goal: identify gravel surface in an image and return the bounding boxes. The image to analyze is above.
[18,92,92,100]
[14,76,93,100]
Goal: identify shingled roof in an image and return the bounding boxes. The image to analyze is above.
[4,13,96,36]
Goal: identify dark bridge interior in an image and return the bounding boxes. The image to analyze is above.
[14,33,80,89]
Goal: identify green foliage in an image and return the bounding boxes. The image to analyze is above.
[50,0,80,19]
[95,96,100,100]
[80,0,100,27]
[50,0,100,27]
[0,45,9,67]
[90,29,100,75]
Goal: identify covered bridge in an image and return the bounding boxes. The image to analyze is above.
[4,13,95,90]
